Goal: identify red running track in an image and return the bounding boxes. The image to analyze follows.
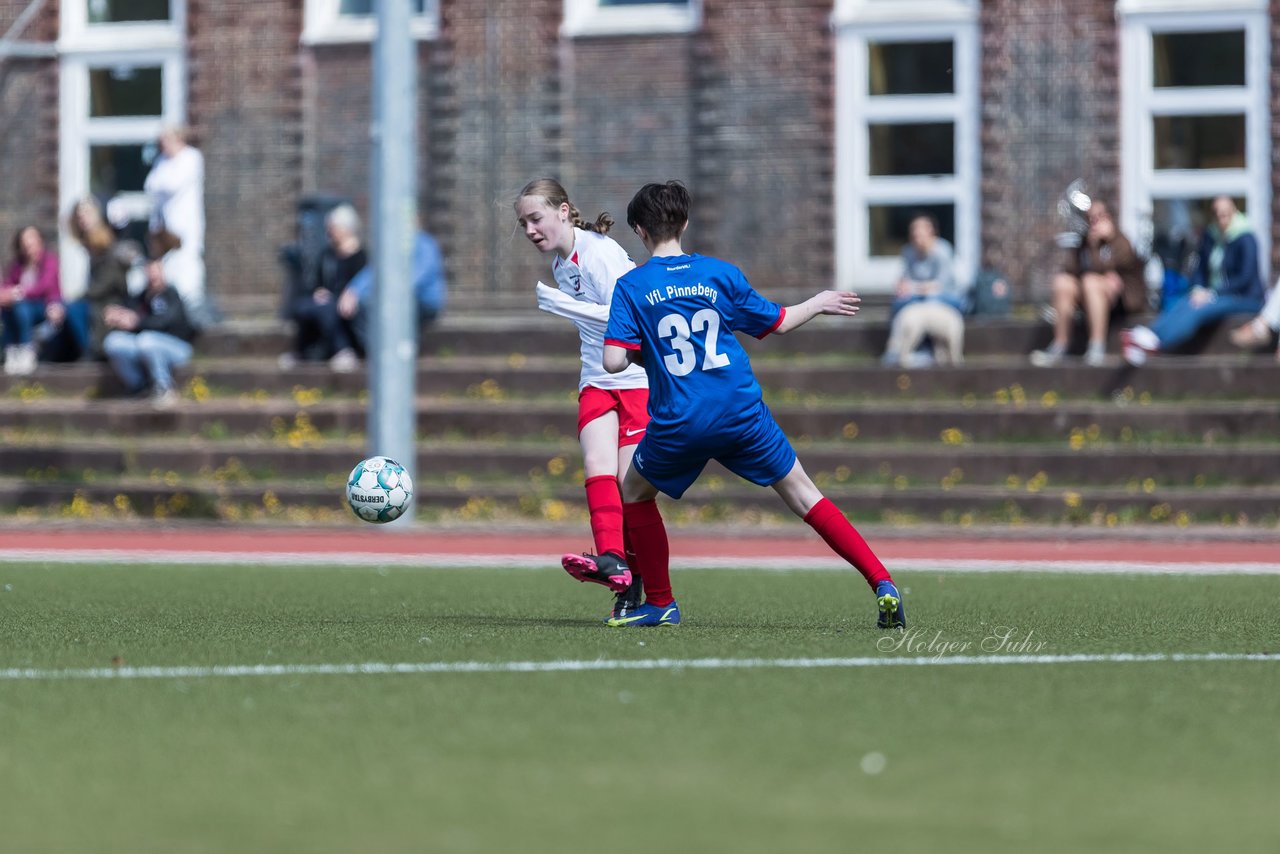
[1,527,1277,565]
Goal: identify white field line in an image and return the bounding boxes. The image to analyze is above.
[2,652,1277,682]
[1,548,1279,575]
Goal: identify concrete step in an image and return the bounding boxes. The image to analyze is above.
[1,398,1276,443]
[4,438,1280,487]
[3,477,1276,525]
[6,354,1280,401]
[171,309,1264,359]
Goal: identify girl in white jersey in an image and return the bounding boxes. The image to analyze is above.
[515,178,653,617]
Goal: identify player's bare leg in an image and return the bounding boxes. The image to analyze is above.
[772,460,906,629]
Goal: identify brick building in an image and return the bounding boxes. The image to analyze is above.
[0,0,1275,314]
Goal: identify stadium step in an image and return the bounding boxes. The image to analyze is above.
[1,308,1276,528]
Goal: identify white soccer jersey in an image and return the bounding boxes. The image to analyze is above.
[536,228,648,391]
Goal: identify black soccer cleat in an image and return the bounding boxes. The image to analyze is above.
[561,551,633,593]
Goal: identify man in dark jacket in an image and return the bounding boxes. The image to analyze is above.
[101,237,197,408]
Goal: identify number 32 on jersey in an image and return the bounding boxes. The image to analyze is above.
[658,308,732,377]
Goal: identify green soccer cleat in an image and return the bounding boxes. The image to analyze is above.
[606,601,681,628]
[876,580,906,629]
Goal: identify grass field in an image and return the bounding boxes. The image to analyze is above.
[1,560,1277,854]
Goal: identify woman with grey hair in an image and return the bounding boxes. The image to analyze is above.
[279,203,367,371]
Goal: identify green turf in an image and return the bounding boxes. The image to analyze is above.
[1,563,1277,854]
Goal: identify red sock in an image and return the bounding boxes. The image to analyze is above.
[804,498,891,589]
[584,475,625,558]
[623,499,672,606]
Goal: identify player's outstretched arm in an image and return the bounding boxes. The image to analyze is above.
[774,290,860,334]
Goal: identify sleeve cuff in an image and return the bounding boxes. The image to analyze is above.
[755,307,786,339]
[605,338,641,351]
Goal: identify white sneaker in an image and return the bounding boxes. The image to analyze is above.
[10,343,36,376]
[2,345,15,376]
[1030,346,1065,367]
[329,348,359,373]
[150,388,179,409]
[1084,345,1106,367]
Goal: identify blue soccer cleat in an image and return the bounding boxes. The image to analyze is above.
[606,600,681,627]
[876,580,906,629]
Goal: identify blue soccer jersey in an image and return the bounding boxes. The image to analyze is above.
[605,253,784,438]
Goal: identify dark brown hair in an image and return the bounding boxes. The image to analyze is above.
[10,226,44,265]
[626,180,691,243]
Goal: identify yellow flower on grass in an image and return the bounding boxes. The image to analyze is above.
[1063,491,1082,508]
[842,422,859,440]
[546,456,567,476]
[1142,478,1156,494]
[292,386,323,407]
[186,376,211,402]
[1040,391,1059,408]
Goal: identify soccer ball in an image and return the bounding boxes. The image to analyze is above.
[346,456,414,523]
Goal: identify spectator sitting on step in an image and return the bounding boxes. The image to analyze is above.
[1031,199,1146,367]
[1121,196,1265,366]
[2,225,65,375]
[67,197,129,364]
[881,213,967,367]
[101,231,197,408]
[1228,277,1280,361]
[280,203,367,372]
[888,299,965,366]
[337,226,447,354]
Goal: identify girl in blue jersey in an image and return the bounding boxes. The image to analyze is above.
[602,180,906,629]
[515,178,652,617]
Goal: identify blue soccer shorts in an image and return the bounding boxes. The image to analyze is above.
[631,404,797,499]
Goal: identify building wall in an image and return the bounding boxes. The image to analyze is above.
[980,0,1122,299]
[1,1,1276,311]
[188,0,303,317]
[0,0,60,253]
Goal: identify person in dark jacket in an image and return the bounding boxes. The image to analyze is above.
[1121,195,1265,365]
[279,203,367,372]
[101,233,197,408]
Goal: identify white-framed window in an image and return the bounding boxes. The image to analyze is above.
[1119,0,1270,280]
[302,0,440,45]
[562,0,700,38]
[58,1,187,297]
[832,0,980,292]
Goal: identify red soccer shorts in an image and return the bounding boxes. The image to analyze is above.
[577,386,650,446]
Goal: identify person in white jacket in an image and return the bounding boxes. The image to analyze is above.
[144,126,208,325]
[515,178,652,619]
